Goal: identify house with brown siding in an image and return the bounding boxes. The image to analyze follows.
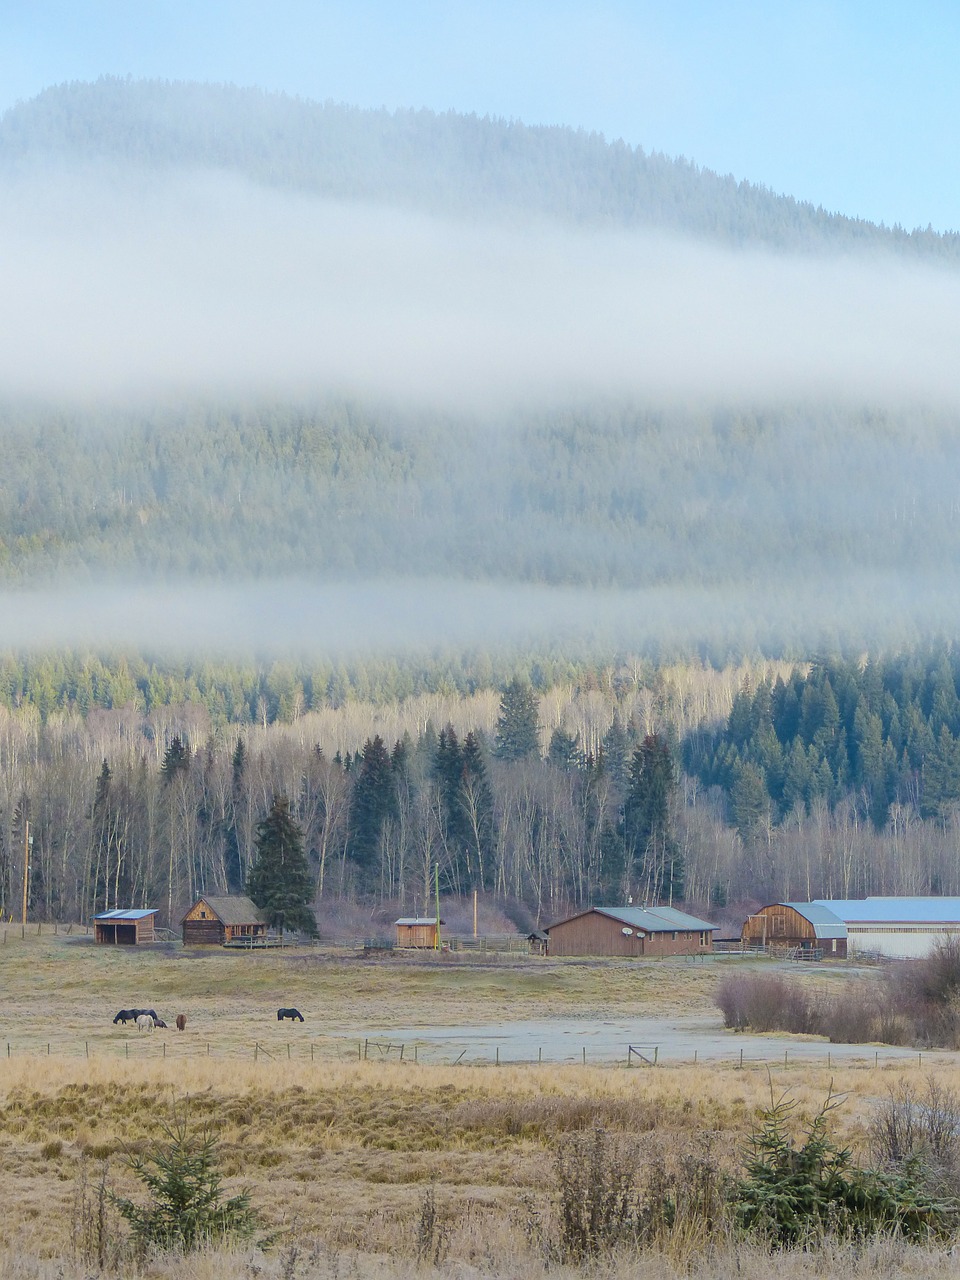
[181,895,268,947]
[545,906,716,957]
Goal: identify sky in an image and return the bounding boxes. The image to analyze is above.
[1,0,958,235]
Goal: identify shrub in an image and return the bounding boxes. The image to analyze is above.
[715,974,813,1033]
[733,1087,957,1246]
[870,1078,960,1197]
[551,1125,730,1261]
[553,1124,639,1261]
[112,1116,264,1255]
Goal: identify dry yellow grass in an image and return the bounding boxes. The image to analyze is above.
[0,929,951,1277]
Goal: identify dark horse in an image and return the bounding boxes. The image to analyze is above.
[277,1008,304,1022]
[113,1007,158,1025]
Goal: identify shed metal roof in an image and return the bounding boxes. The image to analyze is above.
[395,917,444,926]
[813,897,960,925]
[93,909,157,921]
[780,903,847,940]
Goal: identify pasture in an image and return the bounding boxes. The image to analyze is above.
[2,931,960,1278]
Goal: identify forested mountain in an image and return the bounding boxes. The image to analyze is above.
[2,80,960,924]
[0,398,958,625]
[2,78,956,256]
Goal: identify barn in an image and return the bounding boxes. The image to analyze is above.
[181,895,268,947]
[395,917,444,948]
[741,902,848,958]
[742,897,960,960]
[545,905,716,958]
[93,908,158,945]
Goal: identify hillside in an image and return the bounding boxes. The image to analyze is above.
[1,77,956,257]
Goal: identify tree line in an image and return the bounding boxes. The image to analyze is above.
[4,650,960,931]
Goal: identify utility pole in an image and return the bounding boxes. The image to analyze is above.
[21,820,31,925]
[435,862,441,951]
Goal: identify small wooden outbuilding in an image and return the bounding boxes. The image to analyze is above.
[545,905,716,958]
[395,917,444,949]
[181,895,268,947]
[93,909,158,945]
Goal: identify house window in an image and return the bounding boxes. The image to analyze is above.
[200,911,206,918]
[672,931,677,940]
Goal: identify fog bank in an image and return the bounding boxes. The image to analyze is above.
[3,575,959,659]
[1,168,959,411]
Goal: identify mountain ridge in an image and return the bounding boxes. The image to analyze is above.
[2,76,956,258]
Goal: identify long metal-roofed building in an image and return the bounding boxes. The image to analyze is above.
[545,905,716,957]
[743,897,960,960]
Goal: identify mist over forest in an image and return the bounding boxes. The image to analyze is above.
[0,79,958,661]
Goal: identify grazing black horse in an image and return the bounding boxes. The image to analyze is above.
[113,1007,160,1025]
[277,1007,304,1022]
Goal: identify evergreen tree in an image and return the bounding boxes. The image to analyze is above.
[348,735,397,878]
[160,734,191,784]
[495,679,540,761]
[460,731,495,891]
[246,795,316,936]
[622,734,683,903]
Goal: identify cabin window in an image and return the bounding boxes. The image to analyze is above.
[671,931,677,940]
[200,911,206,918]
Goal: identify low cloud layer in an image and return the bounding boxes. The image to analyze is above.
[1,575,957,659]
[1,166,959,411]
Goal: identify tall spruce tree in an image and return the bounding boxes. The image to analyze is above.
[494,679,540,761]
[623,734,683,904]
[348,735,397,879]
[247,795,316,936]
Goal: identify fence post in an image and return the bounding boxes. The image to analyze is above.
[254,1042,259,1062]
[582,1047,586,1065]
[85,1042,89,1058]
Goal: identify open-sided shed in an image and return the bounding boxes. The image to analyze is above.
[545,905,716,957]
[181,895,268,946]
[93,909,158,945]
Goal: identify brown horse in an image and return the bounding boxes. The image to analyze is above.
[175,1013,186,1031]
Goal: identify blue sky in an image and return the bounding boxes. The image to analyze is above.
[1,0,958,233]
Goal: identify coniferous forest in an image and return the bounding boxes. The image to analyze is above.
[0,649,959,932]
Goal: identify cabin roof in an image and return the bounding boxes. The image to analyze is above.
[183,895,268,926]
[395,917,444,926]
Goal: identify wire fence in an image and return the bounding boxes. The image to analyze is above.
[0,1033,940,1071]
